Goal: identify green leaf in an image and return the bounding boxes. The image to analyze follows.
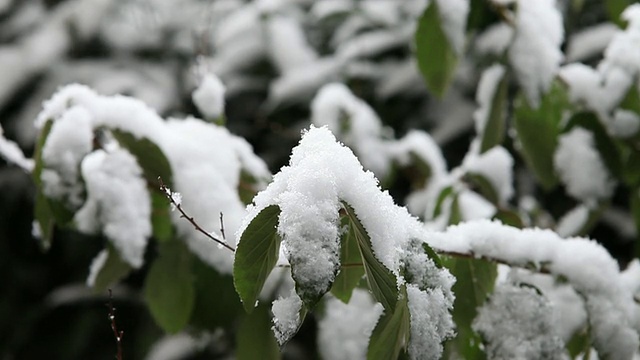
[479,72,508,153]
[442,257,497,360]
[513,81,570,190]
[236,304,281,360]
[492,209,524,229]
[190,255,243,330]
[33,120,55,249]
[433,186,455,219]
[144,240,194,333]
[238,170,260,205]
[331,216,365,303]
[464,173,500,205]
[449,195,463,226]
[341,202,398,311]
[367,285,410,360]
[564,112,623,178]
[111,129,173,187]
[234,205,282,313]
[415,1,459,97]
[606,0,634,27]
[150,191,172,242]
[566,325,590,359]
[631,188,640,259]
[623,150,640,187]
[91,244,132,293]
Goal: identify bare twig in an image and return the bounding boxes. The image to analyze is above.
[219,212,226,241]
[106,289,123,360]
[158,177,235,252]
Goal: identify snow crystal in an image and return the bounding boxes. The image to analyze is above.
[434,0,469,55]
[462,143,514,205]
[74,149,151,268]
[554,128,615,205]
[317,290,383,360]
[473,283,565,359]
[0,124,34,172]
[271,289,303,346]
[192,73,226,120]
[406,284,456,360]
[508,0,563,107]
[556,205,589,237]
[427,219,640,359]
[473,64,506,137]
[86,249,109,287]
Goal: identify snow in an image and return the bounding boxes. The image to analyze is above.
[611,109,640,138]
[554,128,615,205]
[74,149,151,268]
[427,219,639,359]
[271,289,303,346]
[472,283,565,359]
[336,24,415,61]
[462,143,514,206]
[310,1,354,20]
[0,125,34,172]
[473,64,506,137]
[566,23,618,62]
[508,0,564,107]
[556,205,589,237]
[458,189,496,220]
[434,0,469,55]
[407,284,456,360]
[601,4,640,78]
[266,15,317,73]
[192,73,226,120]
[317,290,384,360]
[474,23,513,57]
[86,249,109,287]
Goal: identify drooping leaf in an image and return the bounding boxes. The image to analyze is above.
[91,244,132,293]
[331,216,365,303]
[464,173,500,205]
[566,325,591,359]
[236,304,281,360]
[238,170,261,205]
[407,152,433,189]
[564,112,622,178]
[367,285,410,360]
[449,194,463,226]
[415,1,459,97]
[234,205,282,313]
[631,188,640,259]
[111,129,173,187]
[341,202,398,311]
[150,191,172,242]
[442,257,497,360]
[144,239,194,333]
[190,256,243,330]
[606,0,634,27]
[433,186,455,219]
[479,72,509,153]
[33,120,55,250]
[513,81,570,190]
[623,150,640,187]
[493,209,524,229]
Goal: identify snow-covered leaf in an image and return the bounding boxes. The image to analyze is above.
[236,304,280,360]
[606,0,635,27]
[367,285,410,360]
[415,1,459,97]
[513,81,569,190]
[90,244,132,293]
[33,119,55,249]
[330,216,365,303]
[144,239,195,333]
[464,173,500,205]
[341,202,398,312]
[234,205,281,313]
[111,129,173,187]
[477,68,508,153]
[443,257,497,359]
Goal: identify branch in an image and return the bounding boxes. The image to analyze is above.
[106,289,123,360]
[436,250,552,275]
[158,177,235,252]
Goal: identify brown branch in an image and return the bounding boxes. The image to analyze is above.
[106,289,123,360]
[158,177,235,252]
[219,212,226,241]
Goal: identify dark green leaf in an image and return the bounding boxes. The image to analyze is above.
[513,81,570,190]
[341,202,398,311]
[111,129,173,187]
[415,1,459,97]
[331,216,365,303]
[422,242,443,269]
[566,325,590,359]
[144,240,194,333]
[367,285,410,360]
[564,112,622,178]
[492,209,524,229]
[464,173,500,205]
[623,150,640,187]
[632,188,640,259]
[238,170,260,205]
[479,72,508,153]
[442,257,497,360]
[91,244,132,293]
[150,191,172,242]
[190,255,243,330]
[606,0,634,27]
[449,195,463,226]
[433,186,454,219]
[234,205,282,313]
[236,304,281,360]
[32,120,57,249]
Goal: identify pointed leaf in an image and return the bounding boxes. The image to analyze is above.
[513,81,570,190]
[236,304,281,360]
[111,129,173,187]
[442,257,497,360]
[479,72,508,153]
[150,191,172,242]
[234,205,282,313]
[464,173,500,205]
[415,1,459,97]
[238,170,261,205]
[331,216,365,303]
[367,285,410,360]
[341,202,398,311]
[144,240,194,333]
[33,120,55,249]
[91,244,132,293]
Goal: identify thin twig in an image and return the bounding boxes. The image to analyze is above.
[219,212,226,241]
[106,289,123,360]
[158,176,235,252]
